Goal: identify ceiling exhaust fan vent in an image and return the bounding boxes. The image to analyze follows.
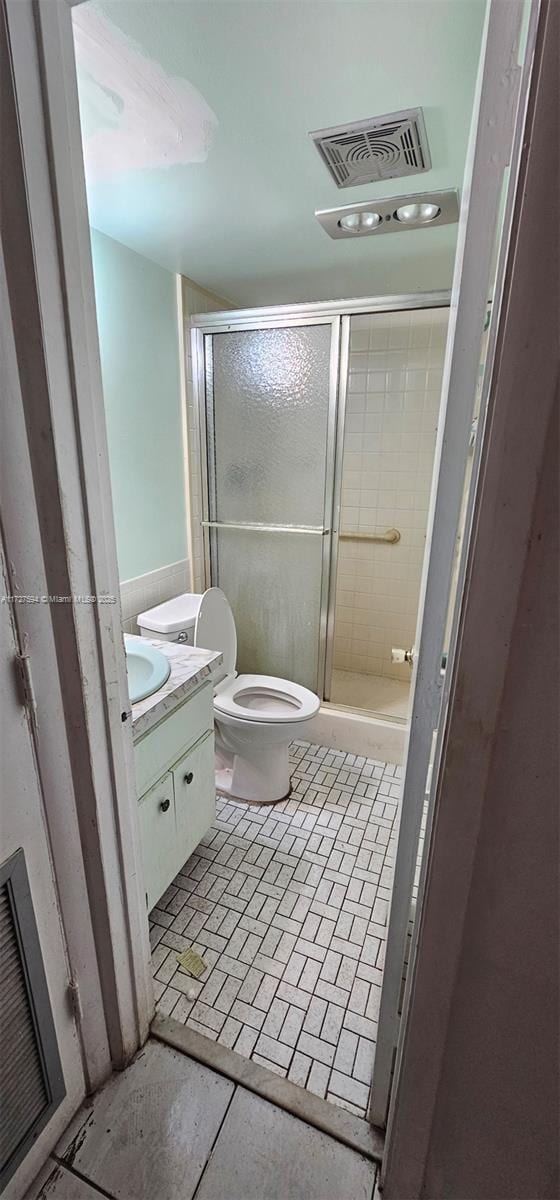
[310,108,431,189]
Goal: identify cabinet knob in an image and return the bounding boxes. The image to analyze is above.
[159,798,171,813]
[184,771,194,785]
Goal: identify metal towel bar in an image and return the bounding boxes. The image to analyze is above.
[339,528,401,544]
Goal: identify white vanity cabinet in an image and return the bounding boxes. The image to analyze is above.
[134,681,215,911]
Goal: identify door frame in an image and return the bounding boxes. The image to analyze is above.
[369,0,542,1129]
[381,0,558,1189]
[0,250,90,1200]
[3,0,544,1180]
[191,291,451,699]
[2,0,153,1102]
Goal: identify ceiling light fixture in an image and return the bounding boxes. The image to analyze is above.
[395,202,441,224]
[315,189,459,239]
[338,211,381,233]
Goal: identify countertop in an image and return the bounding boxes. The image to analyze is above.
[131,638,221,741]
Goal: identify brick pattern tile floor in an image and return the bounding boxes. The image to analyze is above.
[150,741,402,1120]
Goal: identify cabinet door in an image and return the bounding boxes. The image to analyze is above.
[172,732,216,866]
[134,682,214,798]
[138,772,176,911]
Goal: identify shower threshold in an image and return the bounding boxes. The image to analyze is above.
[329,670,410,722]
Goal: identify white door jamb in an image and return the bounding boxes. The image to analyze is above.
[4,0,153,1075]
[370,0,536,1128]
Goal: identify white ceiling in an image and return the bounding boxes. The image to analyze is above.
[75,0,486,306]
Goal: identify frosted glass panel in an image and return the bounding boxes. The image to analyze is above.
[213,530,323,690]
[208,326,331,526]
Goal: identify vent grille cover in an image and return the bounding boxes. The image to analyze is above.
[0,851,65,1191]
[310,108,431,188]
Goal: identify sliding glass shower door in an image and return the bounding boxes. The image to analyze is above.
[200,321,339,692]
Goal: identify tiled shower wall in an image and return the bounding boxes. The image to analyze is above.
[334,308,448,682]
[182,276,235,592]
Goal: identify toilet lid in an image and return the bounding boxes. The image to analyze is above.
[194,587,237,678]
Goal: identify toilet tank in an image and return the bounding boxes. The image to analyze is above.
[137,593,202,645]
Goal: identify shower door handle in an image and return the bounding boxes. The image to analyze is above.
[201,521,331,536]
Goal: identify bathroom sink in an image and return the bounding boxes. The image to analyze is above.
[124,634,171,703]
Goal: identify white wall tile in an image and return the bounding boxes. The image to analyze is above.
[334,308,448,679]
[181,277,235,592]
[119,558,190,630]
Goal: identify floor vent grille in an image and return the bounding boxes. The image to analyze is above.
[311,108,431,188]
[0,851,65,1191]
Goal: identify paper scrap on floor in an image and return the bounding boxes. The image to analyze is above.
[176,948,208,978]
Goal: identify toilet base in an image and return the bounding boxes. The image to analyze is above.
[215,730,293,804]
[216,767,292,806]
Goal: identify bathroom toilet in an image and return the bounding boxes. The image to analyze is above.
[138,588,320,803]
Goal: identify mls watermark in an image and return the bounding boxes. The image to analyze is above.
[2,594,117,605]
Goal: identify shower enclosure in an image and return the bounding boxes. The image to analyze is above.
[192,294,450,720]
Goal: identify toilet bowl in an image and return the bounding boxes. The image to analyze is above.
[138,588,320,804]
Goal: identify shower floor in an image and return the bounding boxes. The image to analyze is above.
[150,740,401,1121]
[330,669,410,720]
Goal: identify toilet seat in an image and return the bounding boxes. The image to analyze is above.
[189,586,321,801]
[193,588,319,726]
[136,585,321,803]
[214,673,319,724]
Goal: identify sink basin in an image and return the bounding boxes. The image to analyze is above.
[124,634,171,703]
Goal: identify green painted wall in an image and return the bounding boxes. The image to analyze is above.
[91,229,187,582]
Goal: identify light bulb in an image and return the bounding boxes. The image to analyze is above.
[338,211,382,233]
[395,202,441,224]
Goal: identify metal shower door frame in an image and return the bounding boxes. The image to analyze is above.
[192,313,341,698]
[191,291,451,700]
